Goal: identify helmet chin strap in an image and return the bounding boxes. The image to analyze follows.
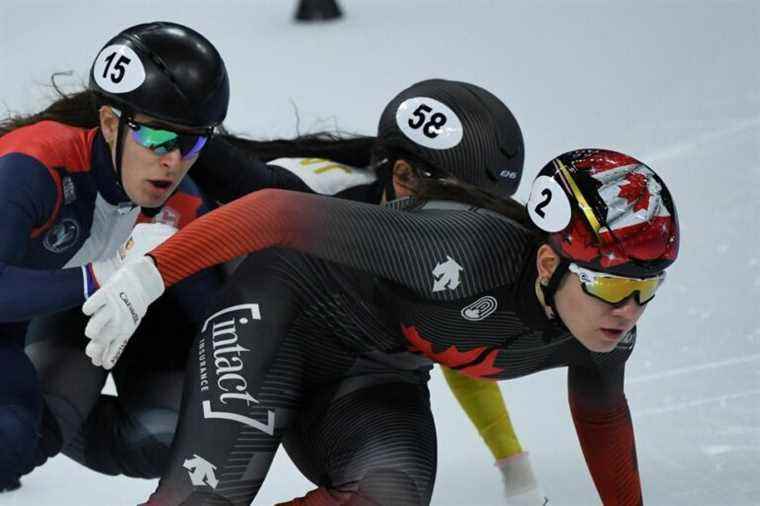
[539,259,570,323]
[383,174,396,202]
[114,112,128,193]
[369,158,395,202]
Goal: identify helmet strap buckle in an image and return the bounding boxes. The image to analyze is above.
[114,110,128,192]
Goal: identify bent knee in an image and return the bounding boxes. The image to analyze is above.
[120,407,179,478]
[132,407,179,446]
[0,405,39,476]
[360,467,430,505]
[327,467,431,506]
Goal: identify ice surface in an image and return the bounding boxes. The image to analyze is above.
[0,1,757,504]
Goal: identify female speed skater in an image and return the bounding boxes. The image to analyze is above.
[84,141,679,505]
[0,20,228,490]
[187,77,544,503]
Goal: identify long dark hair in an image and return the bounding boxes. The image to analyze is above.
[0,82,100,138]
[3,81,537,235]
[217,130,376,168]
[368,140,536,229]
[220,129,534,228]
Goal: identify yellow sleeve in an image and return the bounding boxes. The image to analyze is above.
[441,366,523,460]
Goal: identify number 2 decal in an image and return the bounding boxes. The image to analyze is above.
[527,175,572,233]
[534,189,552,218]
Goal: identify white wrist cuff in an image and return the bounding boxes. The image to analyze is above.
[131,256,165,302]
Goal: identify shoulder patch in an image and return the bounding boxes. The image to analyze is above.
[43,218,81,253]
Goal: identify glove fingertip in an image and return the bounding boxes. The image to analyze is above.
[82,292,104,315]
[85,343,103,367]
[103,341,119,370]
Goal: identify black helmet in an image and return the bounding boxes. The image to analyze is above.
[377,78,524,196]
[90,21,229,129]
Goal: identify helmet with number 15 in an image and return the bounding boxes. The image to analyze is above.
[88,22,230,204]
[89,21,229,130]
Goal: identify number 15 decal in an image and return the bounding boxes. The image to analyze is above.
[92,45,146,94]
[396,97,463,150]
[102,52,132,84]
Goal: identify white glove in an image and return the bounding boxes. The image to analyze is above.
[86,222,177,295]
[496,452,548,505]
[83,256,165,369]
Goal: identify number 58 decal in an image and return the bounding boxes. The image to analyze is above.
[396,97,463,150]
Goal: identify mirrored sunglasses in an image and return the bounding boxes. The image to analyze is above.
[568,263,665,305]
[112,108,209,160]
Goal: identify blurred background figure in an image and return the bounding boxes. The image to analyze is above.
[295,0,343,22]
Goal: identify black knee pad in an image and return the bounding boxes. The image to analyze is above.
[0,405,39,481]
[119,407,179,478]
[63,395,178,478]
[62,397,179,479]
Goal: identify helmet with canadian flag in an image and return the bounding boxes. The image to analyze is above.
[527,149,679,278]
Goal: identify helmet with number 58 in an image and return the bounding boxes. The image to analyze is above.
[376,79,524,197]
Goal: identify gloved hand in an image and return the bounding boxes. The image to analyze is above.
[83,256,165,369]
[86,222,177,296]
[496,452,548,505]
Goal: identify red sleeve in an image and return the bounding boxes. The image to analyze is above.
[148,189,524,300]
[150,189,303,287]
[568,365,642,505]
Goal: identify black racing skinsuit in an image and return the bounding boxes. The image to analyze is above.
[142,178,641,505]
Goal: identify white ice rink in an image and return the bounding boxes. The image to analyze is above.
[0,1,758,504]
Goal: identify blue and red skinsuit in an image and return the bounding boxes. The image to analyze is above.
[0,121,214,483]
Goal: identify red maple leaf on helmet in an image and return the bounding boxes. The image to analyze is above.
[617,172,650,212]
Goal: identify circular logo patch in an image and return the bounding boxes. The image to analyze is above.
[92,44,146,94]
[461,296,498,321]
[527,175,572,232]
[396,97,463,150]
[43,218,80,253]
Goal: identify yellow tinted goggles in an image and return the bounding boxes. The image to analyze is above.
[568,263,665,305]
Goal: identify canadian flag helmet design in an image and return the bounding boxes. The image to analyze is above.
[527,149,679,278]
